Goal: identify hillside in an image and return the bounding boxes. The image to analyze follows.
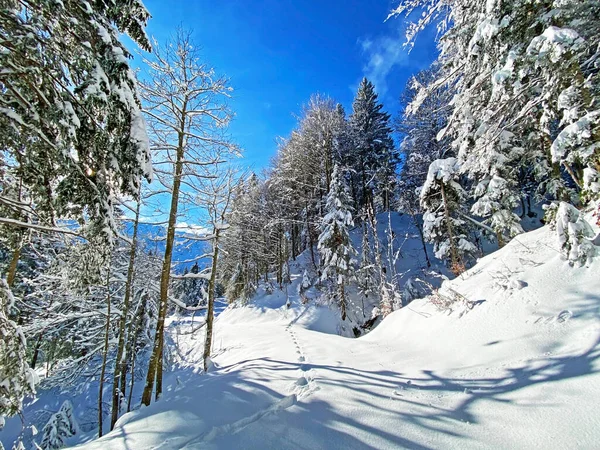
[69,213,600,449]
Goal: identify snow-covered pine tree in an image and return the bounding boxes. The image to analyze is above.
[392,0,600,245]
[349,78,397,214]
[1,1,152,427]
[420,158,477,274]
[356,223,375,302]
[282,261,291,286]
[0,0,152,240]
[318,165,356,321]
[550,202,598,265]
[299,269,312,293]
[37,400,78,450]
[173,263,207,309]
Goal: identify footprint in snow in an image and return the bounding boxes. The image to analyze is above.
[295,376,309,387]
[556,310,572,323]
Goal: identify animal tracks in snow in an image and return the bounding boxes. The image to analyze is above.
[286,322,320,399]
[532,309,573,325]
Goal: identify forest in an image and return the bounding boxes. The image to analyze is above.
[1,0,599,449]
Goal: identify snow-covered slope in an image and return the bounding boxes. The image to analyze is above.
[69,215,600,449]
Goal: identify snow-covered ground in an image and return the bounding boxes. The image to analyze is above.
[70,217,600,449]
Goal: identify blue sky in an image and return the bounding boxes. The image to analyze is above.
[138,0,438,170]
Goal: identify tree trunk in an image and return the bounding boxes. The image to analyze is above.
[291,224,297,260]
[126,352,137,414]
[6,244,22,287]
[276,230,282,287]
[126,292,148,413]
[306,199,318,270]
[98,268,112,438]
[30,332,44,370]
[413,215,431,268]
[110,196,141,429]
[519,196,526,219]
[338,279,346,321]
[563,162,582,190]
[203,228,221,372]
[350,177,359,221]
[368,205,386,292]
[440,183,461,273]
[496,232,505,249]
[141,113,187,407]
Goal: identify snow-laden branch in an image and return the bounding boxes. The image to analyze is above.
[0,217,82,237]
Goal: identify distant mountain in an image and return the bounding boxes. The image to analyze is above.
[124,222,209,273]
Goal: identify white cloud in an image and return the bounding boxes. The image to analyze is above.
[175,221,210,237]
[358,24,409,98]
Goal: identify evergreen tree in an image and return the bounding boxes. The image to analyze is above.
[349,78,397,213]
[318,165,356,320]
[299,269,312,293]
[420,158,477,274]
[0,0,152,239]
[392,0,600,246]
[396,66,453,267]
[37,400,78,450]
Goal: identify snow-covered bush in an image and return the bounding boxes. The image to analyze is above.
[36,400,78,450]
[429,287,471,314]
[551,202,598,265]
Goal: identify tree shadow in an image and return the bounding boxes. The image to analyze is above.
[71,291,600,449]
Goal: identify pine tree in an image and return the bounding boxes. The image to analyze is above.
[299,269,311,293]
[0,0,152,240]
[318,165,356,321]
[349,78,397,214]
[37,400,78,450]
[392,0,600,246]
[396,66,453,267]
[356,223,375,303]
[420,158,477,273]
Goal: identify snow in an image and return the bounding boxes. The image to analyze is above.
[63,212,600,449]
[527,26,584,63]
[420,157,460,199]
[468,19,501,55]
[550,111,600,164]
[583,168,600,194]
